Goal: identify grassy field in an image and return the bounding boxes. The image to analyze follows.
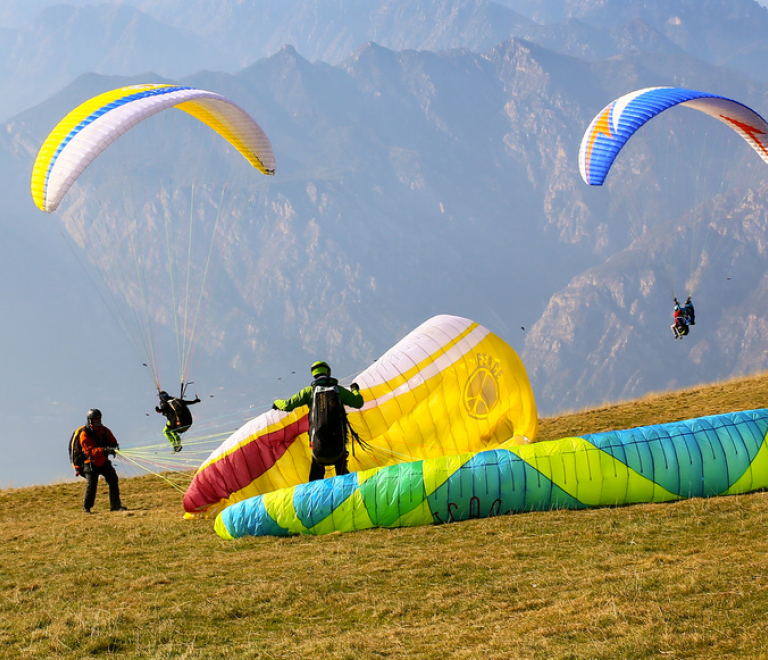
[3,374,768,659]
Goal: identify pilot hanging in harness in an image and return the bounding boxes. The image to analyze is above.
[671,297,694,340]
[681,296,695,326]
[272,361,364,481]
[671,300,688,340]
[155,388,200,452]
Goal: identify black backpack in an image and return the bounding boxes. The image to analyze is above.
[168,398,193,429]
[68,425,87,478]
[309,383,348,464]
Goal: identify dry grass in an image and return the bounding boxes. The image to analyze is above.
[537,371,768,440]
[2,374,768,659]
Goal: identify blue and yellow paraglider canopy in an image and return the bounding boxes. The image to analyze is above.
[578,86,768,186]
[31,83,276,213]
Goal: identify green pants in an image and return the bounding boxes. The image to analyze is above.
[163,423,181,448]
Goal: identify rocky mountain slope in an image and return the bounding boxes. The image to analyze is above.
[3,0,768,487]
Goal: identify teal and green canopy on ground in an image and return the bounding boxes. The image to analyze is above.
[216,408,768,537]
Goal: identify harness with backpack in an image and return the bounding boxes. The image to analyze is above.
[68,425,116,478]
[308,380,370,465]
[68,425,88,478]
[167,398,193,429]
[309,382,349,464]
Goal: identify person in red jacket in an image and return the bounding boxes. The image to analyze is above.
[671,299,689,340]
[80,408,126,513]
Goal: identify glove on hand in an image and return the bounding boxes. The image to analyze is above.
[350,382,360,391]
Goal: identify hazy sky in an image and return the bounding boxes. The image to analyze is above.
[3,0,768,491]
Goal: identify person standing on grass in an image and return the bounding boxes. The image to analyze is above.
[80,408,126,513]
[272,361,364,482]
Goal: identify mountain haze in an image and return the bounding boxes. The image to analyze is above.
[3,0,768,488]
[4,0,768,119]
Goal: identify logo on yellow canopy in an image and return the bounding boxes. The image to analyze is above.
[463,353,501,419]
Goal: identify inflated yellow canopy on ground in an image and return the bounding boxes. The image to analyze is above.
[184,315,538,518]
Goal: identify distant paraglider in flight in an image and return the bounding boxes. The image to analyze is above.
[578,86,768,336]
[30,83,276,400]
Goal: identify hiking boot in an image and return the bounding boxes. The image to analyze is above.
[111,506,128,512]
[83,507,91,514]
[173,444,183,453]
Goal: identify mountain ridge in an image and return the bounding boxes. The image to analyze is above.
[3,0,768,488]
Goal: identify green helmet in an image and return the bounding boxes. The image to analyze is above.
[311,360,331,378]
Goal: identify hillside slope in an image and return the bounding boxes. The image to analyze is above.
[2,373,768,658]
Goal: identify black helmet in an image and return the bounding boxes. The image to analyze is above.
[311,361,331,378]
[158,391,170,401]
[87,408,102,421]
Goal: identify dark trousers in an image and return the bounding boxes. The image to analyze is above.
[83,461,122,510]
[309,452,349,482]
